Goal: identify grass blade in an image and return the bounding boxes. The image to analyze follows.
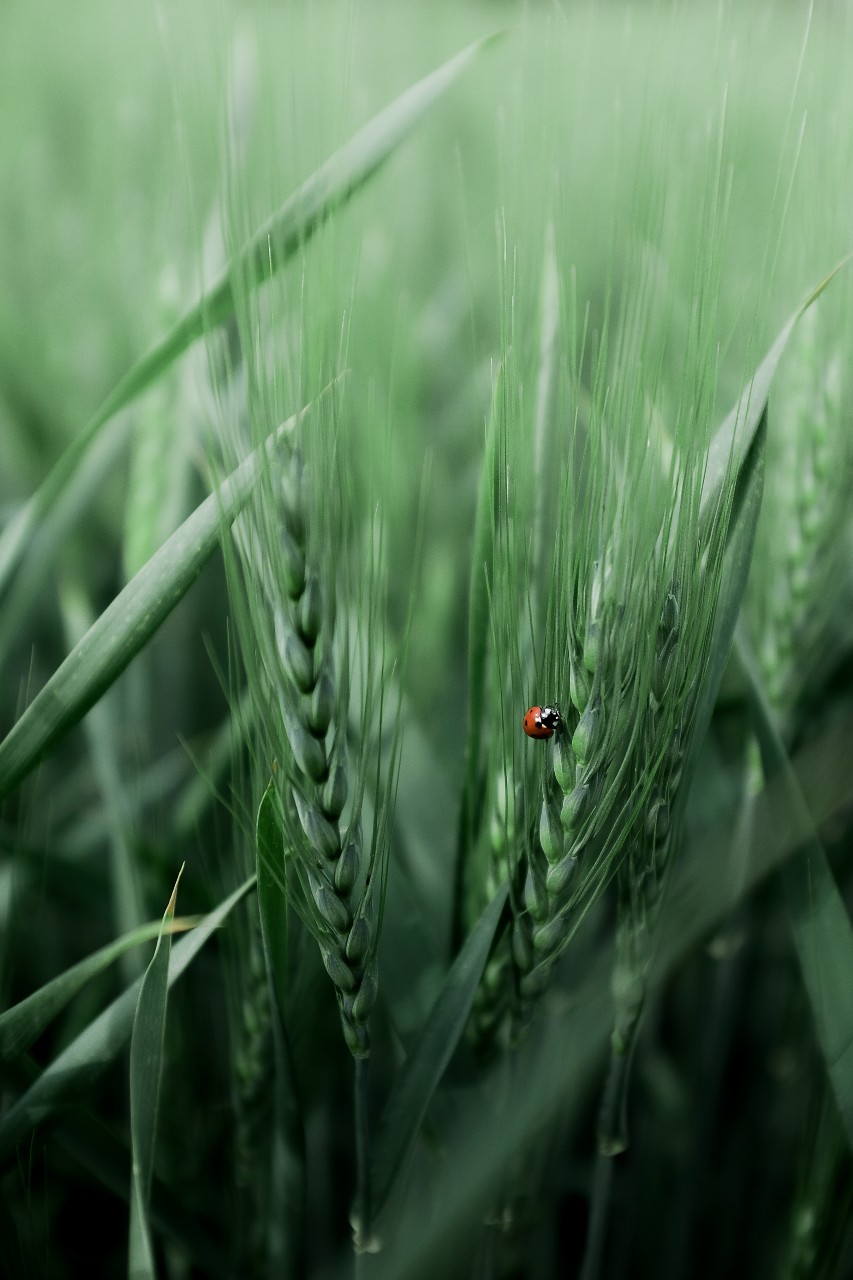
[0,35,502,607]
[0,409,130,672]
[0,875,254,1166]
[0,405,309,801]
[60,583,146,981]
[699,254,852,526]
[683,413,766,796]
[0,917,196,1065]
[128,866,183,1279]
[372,883,508,1222]
[736,631,853,1152]
[220,34,502,306]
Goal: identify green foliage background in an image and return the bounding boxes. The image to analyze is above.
[1,1,852,1277]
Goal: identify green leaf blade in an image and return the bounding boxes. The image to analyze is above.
[0,918,193,1066]
[676,401,767,835]
[737,633,853,1152]
[0,34,502,609]
[0,876,254,1167]
[700,255,852,527]
[0,407,308,802]
[372,884,508,1222]
[0,310,204,611]
[226,33,503,297]
[128,867,183,1279]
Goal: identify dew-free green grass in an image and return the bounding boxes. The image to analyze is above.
[1,2,853,1278]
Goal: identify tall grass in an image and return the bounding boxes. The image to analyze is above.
[1,2,853,1278]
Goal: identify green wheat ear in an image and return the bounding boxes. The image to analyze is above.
[236,424,397,1060]
[482,208,733,1037]
[209,282,398,1058]
[465,765,520,1057]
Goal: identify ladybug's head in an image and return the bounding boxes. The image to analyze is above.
[539,705,562,733]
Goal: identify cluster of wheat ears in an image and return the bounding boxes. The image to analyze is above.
[1,9,852,1279]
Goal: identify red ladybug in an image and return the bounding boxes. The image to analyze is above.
[523,704,562,739]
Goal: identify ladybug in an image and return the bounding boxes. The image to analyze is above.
[523,704,562,739]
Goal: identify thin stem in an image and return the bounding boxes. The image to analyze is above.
[580,1012,642,1280]
[597,1010,642,1158]
[579,1148,615,1280]
[477,1045,519,1280]
[354,1055,372,1259]
[270,1013,308,1280]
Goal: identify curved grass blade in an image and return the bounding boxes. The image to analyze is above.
[0,916,196,1065]
[372,883,508,1223]
[0,404,309,802]
[61,583,146,982]
[699,253,852,527]
[0,875,254,1166]
[0,409,130,672]
[0,34,502,608]
[736,631,853,1153]
[222,33,502,304]
[681,413,767,801]
[688,257,852,801]
[128,866,184,1279]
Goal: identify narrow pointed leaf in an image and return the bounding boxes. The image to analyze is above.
[683,413,766,797]
[128,867,183,1278]
[0,412,130,671]
[699,254,852,525]
[256,782,289,1023]
[216,34,503,307]
[0,406,308,802]
[61,584,146,982]
[0,34,502,605]
[0,917,196,1065]
[736,632,853,1152]
[372,884,508,1221]
[0,875,254,1165]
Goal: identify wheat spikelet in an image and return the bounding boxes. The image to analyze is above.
[466,769,518,1057]
[228,403,392,1060]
